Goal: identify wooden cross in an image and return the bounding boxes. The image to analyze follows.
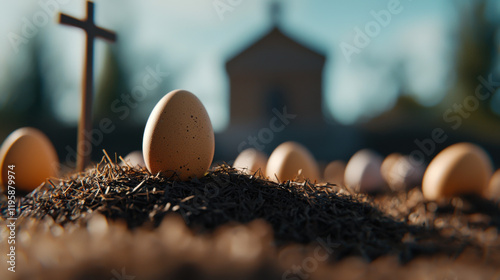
[59,1,116,172]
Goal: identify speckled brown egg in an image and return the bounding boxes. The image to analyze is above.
[265,141,320,183]
[422,143,493,201]
[0,127,59,192]
[233,148,267,176]
[143,89,215,180]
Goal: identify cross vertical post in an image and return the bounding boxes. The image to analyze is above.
[59,1,116,172]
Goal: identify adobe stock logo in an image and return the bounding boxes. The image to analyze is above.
[213,0,243,21]
[339,0,409,63]
[406,74,500,169]
[8,0,72,54]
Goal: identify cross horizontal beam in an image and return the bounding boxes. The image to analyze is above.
[59,2,116,42]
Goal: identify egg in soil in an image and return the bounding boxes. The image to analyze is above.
[120,151,146,168]
[381,153,424,191]
[143,89,215,181]
[323,160,346,185]
[0,127,59,192]
[233,148,267,176]
[422,142,492,201]
[266,141,320,183]
[344,149,385,193]
[484,169,500,201]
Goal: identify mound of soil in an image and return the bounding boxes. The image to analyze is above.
[1,154,499,279]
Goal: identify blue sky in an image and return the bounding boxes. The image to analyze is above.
[0,0,459,131]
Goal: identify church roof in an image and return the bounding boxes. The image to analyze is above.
[226,27,326,75]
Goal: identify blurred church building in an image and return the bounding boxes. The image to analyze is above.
[216,4,361,163]
[226,26,325,128]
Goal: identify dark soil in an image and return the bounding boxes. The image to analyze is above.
[1,153,499,279]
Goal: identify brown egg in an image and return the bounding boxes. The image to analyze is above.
[143,89,215,180]
[323,160,346,185]
[380,153,403,183]
[381,153,424,191]
[233,148,267,175]
[422,143,493,201]
[265,141,320,183]
[344,149,385,193]
[0,127,59,192]
[120,151,145,168]
[485,169,500,201]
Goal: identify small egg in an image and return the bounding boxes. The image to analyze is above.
[323,160,346,185]
[422,143,493,201]
[381,153,424,191]
[344,149,385,193]
[0,127,59,192]
[233,148,267,175]
[120,151,145,168]
[486,169,500,201]
[266,141,320,183]
[143,89,215,181]
[380,153,403,184]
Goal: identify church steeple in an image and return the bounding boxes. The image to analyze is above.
[270,0,282,26]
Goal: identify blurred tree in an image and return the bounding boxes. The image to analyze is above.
[94,46,174,126]
[448,0,499,118]
[94,45,127,121]
[0,38,54,129]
